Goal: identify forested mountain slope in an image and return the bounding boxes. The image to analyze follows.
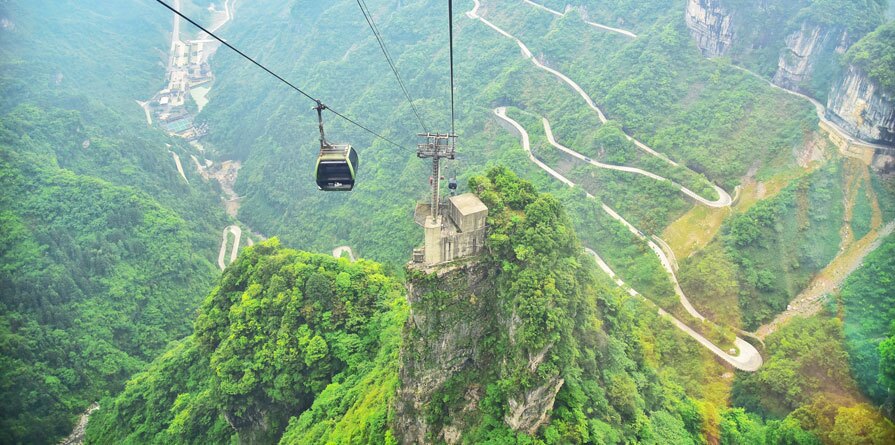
[838,234,895,415]
[196,0,817,262]
[85,239,408,444]
[85,168,821,444]
[3,0,895,443]
[0,1,231,442]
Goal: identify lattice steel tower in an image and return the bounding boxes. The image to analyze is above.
[417,132,456,218]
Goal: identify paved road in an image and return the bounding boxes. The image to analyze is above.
[542,118,731,207]
[169,150,189,183]
[729,64,893,153]
[470,1,686,169]
[588,248,762,371]
[169,0,182,64]
[332,246,357,262]
[522,0,637,38]
[217,225,242,270]
[207,0,233,33]
[495,108,763,370]
[495,108,575,187]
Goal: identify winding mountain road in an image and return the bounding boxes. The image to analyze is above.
[332,246,357,262]
[588,248,762,371]
[480,0,894,372]
[494,108,762,371]
[728,65,894,154]
[470,1,689,170]
[217,225,242,270]
[520,0,877,176]
[522,0,637,38]
[495,108,574,187]
[542,118,731,207]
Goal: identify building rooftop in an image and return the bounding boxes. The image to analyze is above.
[450,193,487,216]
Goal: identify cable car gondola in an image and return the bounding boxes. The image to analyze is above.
[314,101,358,191]
[316,144,358,191]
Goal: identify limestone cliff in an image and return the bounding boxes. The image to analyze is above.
[684,0,887,104]
[684,0,733,57]
[394,262,564,444]
[393,167,621,444]
[772,21,850,94]
[827,65,895,145]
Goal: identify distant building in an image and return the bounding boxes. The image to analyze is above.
[412,193,488,267]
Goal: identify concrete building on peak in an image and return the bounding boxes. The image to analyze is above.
[412,193,488,267]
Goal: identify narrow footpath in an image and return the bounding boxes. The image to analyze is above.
[169,150,188,183]
[756,221,895,339]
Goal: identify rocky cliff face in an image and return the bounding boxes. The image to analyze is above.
[827,65,895,145]
[393,262,563,444]
[684,0,734,57]
[772,22,849,94]
[393,263,495,444]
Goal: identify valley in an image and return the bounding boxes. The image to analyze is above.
[2,0,894,444]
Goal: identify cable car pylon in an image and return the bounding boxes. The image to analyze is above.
[417,133,456,218]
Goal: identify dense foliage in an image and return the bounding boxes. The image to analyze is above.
[838,234,895,414]
[733,316,895,444]
[0,107,224,444]
[0,1,231,442]
[87,168,764,444]
[680,161,847,330]
[4,0,893,443]
[844,20,895,95]
[85,240,407,444]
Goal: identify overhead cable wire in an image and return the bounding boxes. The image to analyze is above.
[447,0,456,137]
[154,0,409,150]
[355,0,429,134]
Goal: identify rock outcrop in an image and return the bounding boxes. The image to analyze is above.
[827,65,895,145]
[394,263,496,444]
[685,0,734,57]
[394,261,563,444]
[505,377,564,434]
[772,22,850,93]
